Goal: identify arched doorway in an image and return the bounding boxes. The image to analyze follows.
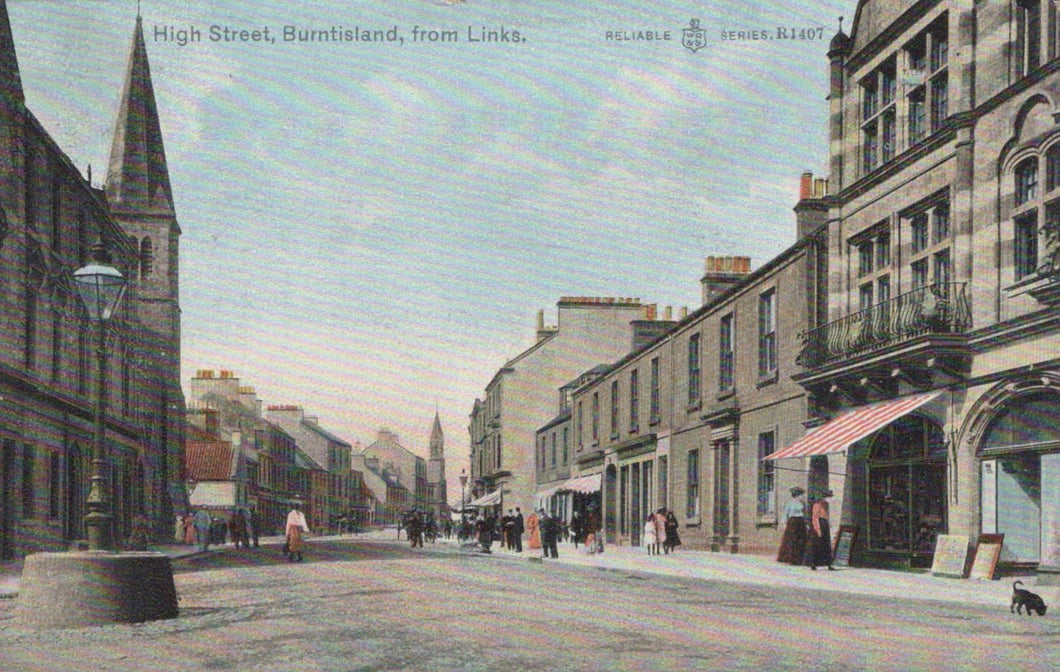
[977,390,1060,567]
[865,414,947,564]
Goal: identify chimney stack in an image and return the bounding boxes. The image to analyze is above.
[700,255,752,305]
[795,170,828,240]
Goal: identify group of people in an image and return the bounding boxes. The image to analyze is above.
[401,508,440,548]
[178,508,260,553]
[777,486,836,571]
[177,504,310,563]
[642,508,682,555]
[464,506,604,559]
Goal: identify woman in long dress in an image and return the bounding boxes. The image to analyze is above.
[777,487,808,564]
[526,510,541,550]
[286,503,309,562]
[643,513,658,555]
[810,490,834,570]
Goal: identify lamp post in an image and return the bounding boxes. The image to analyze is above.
[459,468,468,530]
[72,242,127,551]
[13,240,178,629]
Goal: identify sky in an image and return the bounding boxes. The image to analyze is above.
[11,0,850,500]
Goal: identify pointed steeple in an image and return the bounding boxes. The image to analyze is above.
[106,15,173,213]
[0,0,24,105]
[429,412,444,459]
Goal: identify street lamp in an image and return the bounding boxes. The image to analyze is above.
[12,241,178,629]
[72,243,127,550]
[459,469,468,531]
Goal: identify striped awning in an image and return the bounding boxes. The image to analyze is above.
[466,490,502,507]
[764,391,943,460]
[561,473,602,494]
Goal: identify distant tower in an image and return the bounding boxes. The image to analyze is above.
[427,412,447,519]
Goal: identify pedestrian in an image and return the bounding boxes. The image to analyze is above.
[809,489,835,571]
[570,511,583,549]
[777,487,808,564]
[643,512,657,555]
[502,509,514,550]
[654,508,668,555]
[248,507,261,548]
[286,502,309,562]
[182,512,195,545]
[174,514,183,543]
[476,513,493,553]
[588,506,603,554]
[193,508,212,553]
[541,509,559,559]
[229,509,248,550]
[406,509,423,548]
[526,508,541,551]
[664,509,682,553]
[513,507,524,553]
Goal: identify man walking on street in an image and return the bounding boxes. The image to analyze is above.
[248,507,261,548]
[193,509,212,553]
[513,507,524,553]
[541,509,559,559]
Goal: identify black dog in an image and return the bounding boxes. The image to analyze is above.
[1011,580,1048,616]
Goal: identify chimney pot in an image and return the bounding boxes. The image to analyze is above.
[799,171,813,200]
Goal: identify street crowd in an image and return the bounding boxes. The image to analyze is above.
[452,506,684,559]
[175,502,311,563]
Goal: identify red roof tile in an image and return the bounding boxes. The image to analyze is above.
[185,441,233,481]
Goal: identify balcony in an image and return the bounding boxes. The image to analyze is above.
[798,283,970,370]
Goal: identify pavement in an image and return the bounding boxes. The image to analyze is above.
[2,529,1053,611]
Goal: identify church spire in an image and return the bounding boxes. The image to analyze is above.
[105,14,173,213]
[0,0,24,105]
[429,412,444,459]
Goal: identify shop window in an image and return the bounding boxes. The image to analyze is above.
[866,415,948,554]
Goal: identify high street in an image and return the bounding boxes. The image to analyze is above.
[1,534,1057,671]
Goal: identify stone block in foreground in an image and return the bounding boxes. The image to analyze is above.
[12,551,178,629]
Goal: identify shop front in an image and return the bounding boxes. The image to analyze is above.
[974,387,1060,573]
[766,391,946,568]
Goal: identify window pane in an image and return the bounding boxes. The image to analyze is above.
[1017,159,1039,206]
[1048,146,1060,192]
[911,214,929,253]
[933,205,950,243]
[1015,212,1039,280]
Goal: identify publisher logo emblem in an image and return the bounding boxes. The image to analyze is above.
[682,19,707,53]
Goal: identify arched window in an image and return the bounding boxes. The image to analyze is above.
[139,237,154,279]
[981,391,1060,451]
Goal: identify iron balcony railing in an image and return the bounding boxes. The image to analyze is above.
[797,282,971,368]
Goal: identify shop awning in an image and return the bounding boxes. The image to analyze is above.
[764,391,943,460]
[466,490,502,507]
[561,473,602,494]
